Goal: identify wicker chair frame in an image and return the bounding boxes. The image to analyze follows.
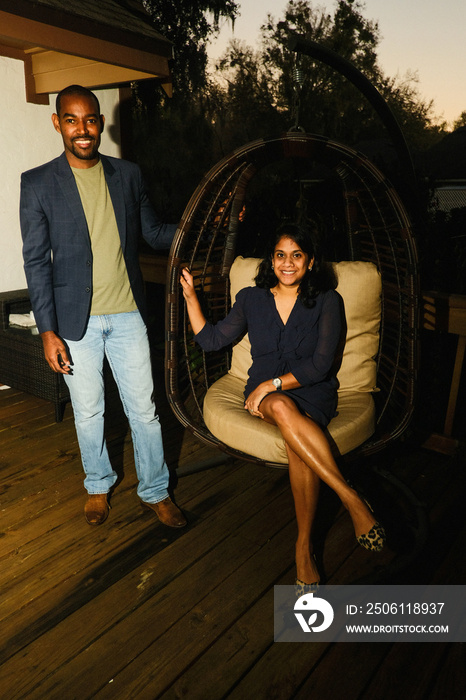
[165,132,419,468]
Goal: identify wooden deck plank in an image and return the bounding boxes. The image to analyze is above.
[0,384,464,699]
[0,471,295,698]
[84,526,297,699]
[426,644,466,699]
[225,632,333,700]
[25,536,293,700]
[0,454,288,656]
[430,504,466,585]
[360,644,450,699]
[292,643,393,700]
[0,461,262,646]
[157,584,286,700]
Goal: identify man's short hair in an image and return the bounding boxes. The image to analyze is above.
[55,85,101,116]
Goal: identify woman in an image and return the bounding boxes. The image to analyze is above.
[180,222,385,591]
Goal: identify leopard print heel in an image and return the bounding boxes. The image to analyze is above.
[356,522,386,552]
[295,578,320,597]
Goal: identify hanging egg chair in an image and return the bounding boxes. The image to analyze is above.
[165,131,419,468]
[163,38,426,578]
[164,36,420,475]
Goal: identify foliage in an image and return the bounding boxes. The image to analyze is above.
[452,111,466,131]
[141,0,238,95]
[130,0,238,220]
[131,0,451,235]
[211,0,443,153]
[379,72,446,152]
[132,92,219,221]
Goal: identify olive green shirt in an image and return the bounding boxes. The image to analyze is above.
[71,160,137,316]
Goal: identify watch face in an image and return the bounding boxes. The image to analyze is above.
[273,377,282,389]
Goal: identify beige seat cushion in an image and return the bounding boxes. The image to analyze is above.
[204,374,376,462]
[203,257,382,462]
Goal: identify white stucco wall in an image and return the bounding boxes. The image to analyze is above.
[0,55,122,293]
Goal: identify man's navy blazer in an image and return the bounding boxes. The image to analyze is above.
[20,153,176,341]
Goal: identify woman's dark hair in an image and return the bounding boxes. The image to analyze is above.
[255,221,337,308]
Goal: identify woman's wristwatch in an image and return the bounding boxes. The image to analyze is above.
[272,377,282,391]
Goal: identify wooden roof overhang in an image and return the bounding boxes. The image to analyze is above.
[0,0,173,104]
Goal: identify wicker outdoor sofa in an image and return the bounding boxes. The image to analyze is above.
[0,289,69,421]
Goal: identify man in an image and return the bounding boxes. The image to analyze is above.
[20,84,186,529]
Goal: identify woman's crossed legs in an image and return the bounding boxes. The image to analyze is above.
[259,392,379,585]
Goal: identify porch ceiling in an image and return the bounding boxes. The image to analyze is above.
[0,0,173,104]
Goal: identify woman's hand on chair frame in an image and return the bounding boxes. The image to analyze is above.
[180,267,207,335]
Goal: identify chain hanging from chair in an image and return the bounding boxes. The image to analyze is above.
[288,51,316,235]
[290,52,305,133]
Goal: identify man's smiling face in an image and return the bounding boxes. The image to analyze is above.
[52,93,104,168]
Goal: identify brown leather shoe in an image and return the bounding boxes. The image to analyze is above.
[141,496,187,528]
[85,493,109,526]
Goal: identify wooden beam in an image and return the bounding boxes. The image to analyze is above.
[0,42,25,61]
[422,290,466,453]
[23,51,49,104]
[25,49,157,94]
[0,11,171,78]
[0,10,172,103]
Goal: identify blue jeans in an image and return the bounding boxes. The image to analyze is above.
[63,311,169,503]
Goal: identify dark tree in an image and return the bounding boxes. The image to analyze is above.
[142,0,238,95]
[128,0,238,220]
[212,1,444,153]
[131,0,446,224]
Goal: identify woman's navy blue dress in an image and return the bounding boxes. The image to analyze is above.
[195,286,342,427]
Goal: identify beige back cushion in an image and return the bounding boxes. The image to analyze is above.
[228,257,382,393]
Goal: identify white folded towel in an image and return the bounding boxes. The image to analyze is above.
[8,311,36,328]
[9,311,37,328]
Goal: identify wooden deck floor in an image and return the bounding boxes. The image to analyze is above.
[0,374,465,699]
